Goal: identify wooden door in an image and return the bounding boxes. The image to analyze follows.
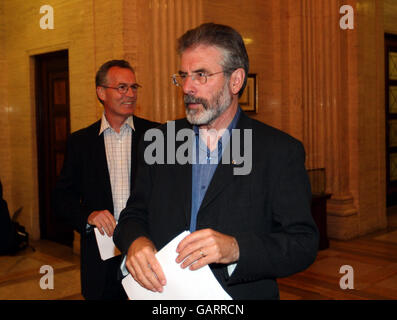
[386,34,397,207]
[35,50,73,246]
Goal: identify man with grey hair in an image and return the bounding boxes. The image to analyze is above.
[114,23,318,299]
[54,60,158,299]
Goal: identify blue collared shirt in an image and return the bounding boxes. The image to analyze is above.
[189,107,241,232]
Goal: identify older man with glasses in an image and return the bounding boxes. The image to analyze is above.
[115,24,319,300]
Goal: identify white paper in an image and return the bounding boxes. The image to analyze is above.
[94,228,121,261]
[122,231,232,300]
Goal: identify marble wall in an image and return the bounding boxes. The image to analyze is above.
[0,1,11,214]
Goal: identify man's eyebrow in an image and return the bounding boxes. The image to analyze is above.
[178,68,208,75]
[116,82,137,85]
[192,68,207,73]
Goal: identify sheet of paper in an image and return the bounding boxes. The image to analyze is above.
[94,227,121,261]
[122,231,232,300]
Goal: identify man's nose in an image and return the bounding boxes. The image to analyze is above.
[125,86,136,97]
[182,75,197,96]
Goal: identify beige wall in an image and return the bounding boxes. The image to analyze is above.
[202,0,304,140]
[0,0,12,212]
[127,0,203,122]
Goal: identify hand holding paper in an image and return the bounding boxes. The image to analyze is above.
[88,210,116,237]
[122,231,232,300]
[176,228,240,271]
[125,236,166,293]
[94,227,121,261]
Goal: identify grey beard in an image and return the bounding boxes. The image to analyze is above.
[184,84,232,126]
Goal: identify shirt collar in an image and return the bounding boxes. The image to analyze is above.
[99,112,135,135]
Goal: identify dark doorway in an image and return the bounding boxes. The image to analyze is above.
[35,50,73,246]
[386,34,397,207]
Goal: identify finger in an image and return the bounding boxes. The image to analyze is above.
[126,258,135,276]
[147,254,167,287]
[103,210,117,229]
[128,266,144,290]
[176,240,205,264]
[126,258,139,284]
[99,215,116,237]
[130,258,155,291]
[92,213,109,235]
[95,222,105,235]
[104,221,115,237]
[110,217,117,236]
[180,248,207,269]
[134,256,163,292]
[189,254,211,271]
[100,220,112,237]
[100,213,116,237]
[126,252,155,291]
[177,229,214,252]
[176,230,212,263]
[129,267,136,280]
[140,252,165,292]
[176,231,204,253]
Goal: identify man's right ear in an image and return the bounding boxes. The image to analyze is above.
[96,86,106,102]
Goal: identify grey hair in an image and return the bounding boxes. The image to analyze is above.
[95,59,135,105]
[177,23,249,97]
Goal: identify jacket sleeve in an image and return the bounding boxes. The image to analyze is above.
[227,140,319,284]
[52,134,90,234]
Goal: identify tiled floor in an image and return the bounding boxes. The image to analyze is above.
[0,212,396,300]
[278,210,397,300]
[0,240,82,300]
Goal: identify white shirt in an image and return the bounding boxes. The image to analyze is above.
[99,113,134,221]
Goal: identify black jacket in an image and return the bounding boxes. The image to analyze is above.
[114,110,319,300]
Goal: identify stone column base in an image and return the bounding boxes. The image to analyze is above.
[327,196,359,240]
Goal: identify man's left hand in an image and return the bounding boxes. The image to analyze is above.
[175,229,239,271]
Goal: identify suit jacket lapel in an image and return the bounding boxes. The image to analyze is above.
[169,119,193,225]
[182,161,192,226]
[198,154,235,214]
[198,112,250,214]
[130,118,139,192]
[93,122,114,214]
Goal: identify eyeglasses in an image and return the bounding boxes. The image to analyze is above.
[101,83,142,94]
[171,71,224,87]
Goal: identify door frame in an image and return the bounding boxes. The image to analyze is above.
[34,49,73,246]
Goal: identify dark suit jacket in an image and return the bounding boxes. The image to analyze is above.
[114,110,319,300]
[53,115,159,299]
